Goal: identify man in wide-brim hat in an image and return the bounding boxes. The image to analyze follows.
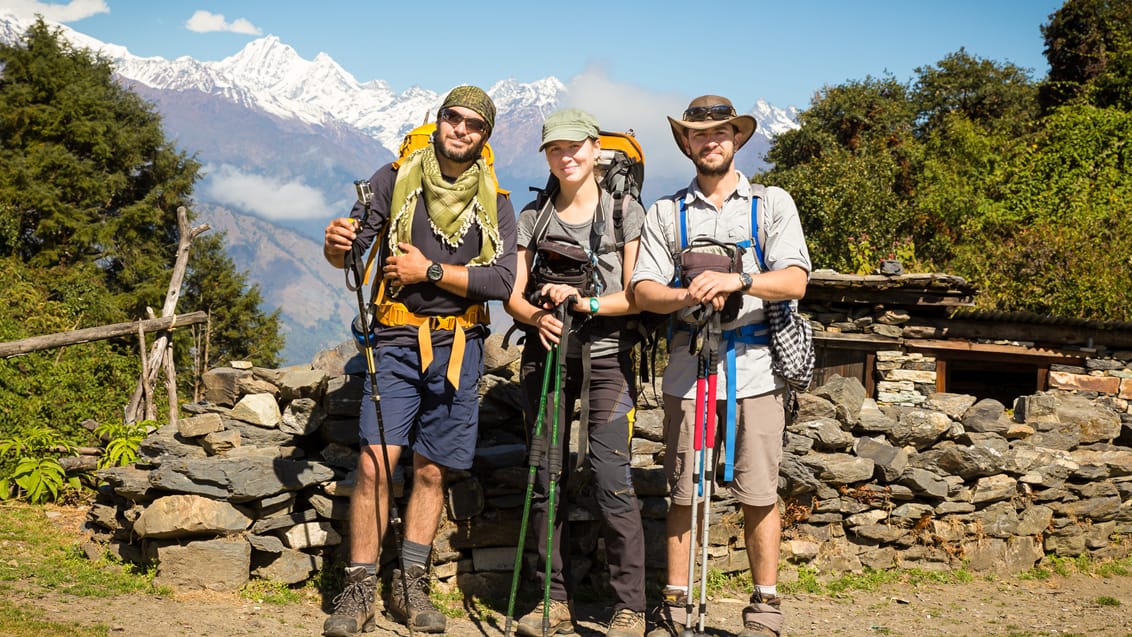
[666,94,758,158]
[631,95,812,637]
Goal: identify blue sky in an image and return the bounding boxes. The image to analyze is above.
[6,0,1065,111]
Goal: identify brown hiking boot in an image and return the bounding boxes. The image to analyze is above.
[607,607,646,637]
[323,566,376,636]
[645,587,691,637]
[388,564,446,633]
[516,599,575,636]
[738,591,783,637]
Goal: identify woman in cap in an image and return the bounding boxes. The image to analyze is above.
[504,108,648,637]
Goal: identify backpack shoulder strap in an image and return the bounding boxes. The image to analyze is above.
[670,188,690,253]
[608,186,626,249]
[748,183,769,271]
[590,192,609,257]
[528,181,559,249]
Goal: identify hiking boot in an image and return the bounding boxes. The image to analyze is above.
[737,591,783,637]
[645,587,691,637]
[388,564,446,633]
[323,566,376,636]
[606,607,646,637]
[516,599,575,636]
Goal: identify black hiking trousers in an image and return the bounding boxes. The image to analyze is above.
[519,345,646,614]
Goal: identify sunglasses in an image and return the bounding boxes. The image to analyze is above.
[439,108,488,133]
[683,104,737,122]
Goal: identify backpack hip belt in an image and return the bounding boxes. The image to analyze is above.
[374,300,489,390]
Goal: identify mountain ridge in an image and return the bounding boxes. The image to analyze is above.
[1,14,801,365]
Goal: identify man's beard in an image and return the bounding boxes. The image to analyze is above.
[436,135,485,164]
[693,147,733,177]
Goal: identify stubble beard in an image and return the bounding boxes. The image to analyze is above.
[693,148,733,178]
[436,135,485,164]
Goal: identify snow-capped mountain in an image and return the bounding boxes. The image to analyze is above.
[115,32,567,161]
[1,14,800,365]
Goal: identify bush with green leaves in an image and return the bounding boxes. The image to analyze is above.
[0,426,81,504]
[93,420,152,469]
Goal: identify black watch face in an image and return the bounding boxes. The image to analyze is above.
[428,263,443,281]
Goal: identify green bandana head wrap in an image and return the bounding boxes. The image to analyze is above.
[387,144,501,277]
[440,85,496,138]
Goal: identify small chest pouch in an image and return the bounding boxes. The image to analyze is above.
[532,239,597,296]
[676,237,745,323]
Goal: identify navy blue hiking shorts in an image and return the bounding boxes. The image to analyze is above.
[357,338,483,470]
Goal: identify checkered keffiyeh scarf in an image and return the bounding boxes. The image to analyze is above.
[766,300,815,392]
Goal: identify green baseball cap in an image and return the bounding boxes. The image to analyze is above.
[539,108,600,151]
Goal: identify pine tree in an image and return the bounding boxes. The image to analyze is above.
[0,19,283,440]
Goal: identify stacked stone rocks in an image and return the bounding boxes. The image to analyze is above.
[779,375,1132,576]
[84,338,1132,595]
[875,351,936,405]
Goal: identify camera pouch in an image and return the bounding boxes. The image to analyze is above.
[531,239,597,296]
[676,237,745,323]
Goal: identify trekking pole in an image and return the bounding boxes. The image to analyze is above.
[345,182,413,637]
[504,342,557,637]
[683,306,711,637]
[543,297,574,637]
[695,313,722,637]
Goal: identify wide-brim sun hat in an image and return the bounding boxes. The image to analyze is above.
[667,95,757,158]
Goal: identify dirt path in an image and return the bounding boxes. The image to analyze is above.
[13,569,1132,637]
[14,506,1132,637]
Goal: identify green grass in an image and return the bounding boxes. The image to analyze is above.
[1019,554,1132,581]
[1095,595,1121,607]
[0,502,163,597]
[0,502,169,637]
[240,578,312,605]
[0,599,109,637]
[429,586,469,619]
[779,566,975,596]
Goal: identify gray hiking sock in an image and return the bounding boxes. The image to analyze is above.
[400,539,431,572]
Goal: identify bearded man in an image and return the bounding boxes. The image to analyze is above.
[321,85,517,636]
[630,95,811,637]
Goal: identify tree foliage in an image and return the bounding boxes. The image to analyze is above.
[0,20,283,449]
[1041,0,1132,110]
[952,105,1132,319]
[760,4,1131,321]
[763,76,921,273]
[0,257,139,439]
[0,20,196,312]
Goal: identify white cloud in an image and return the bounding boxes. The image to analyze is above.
[560,64,694,196]
[201,165,329,221]
[2,0,108,22]
[185,10,261,35]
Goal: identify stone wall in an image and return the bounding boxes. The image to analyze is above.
[84,337,1132,594]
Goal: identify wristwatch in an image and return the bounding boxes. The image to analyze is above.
[738,271,753,291]
[589,296,600,314]
[426,261,444,283]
